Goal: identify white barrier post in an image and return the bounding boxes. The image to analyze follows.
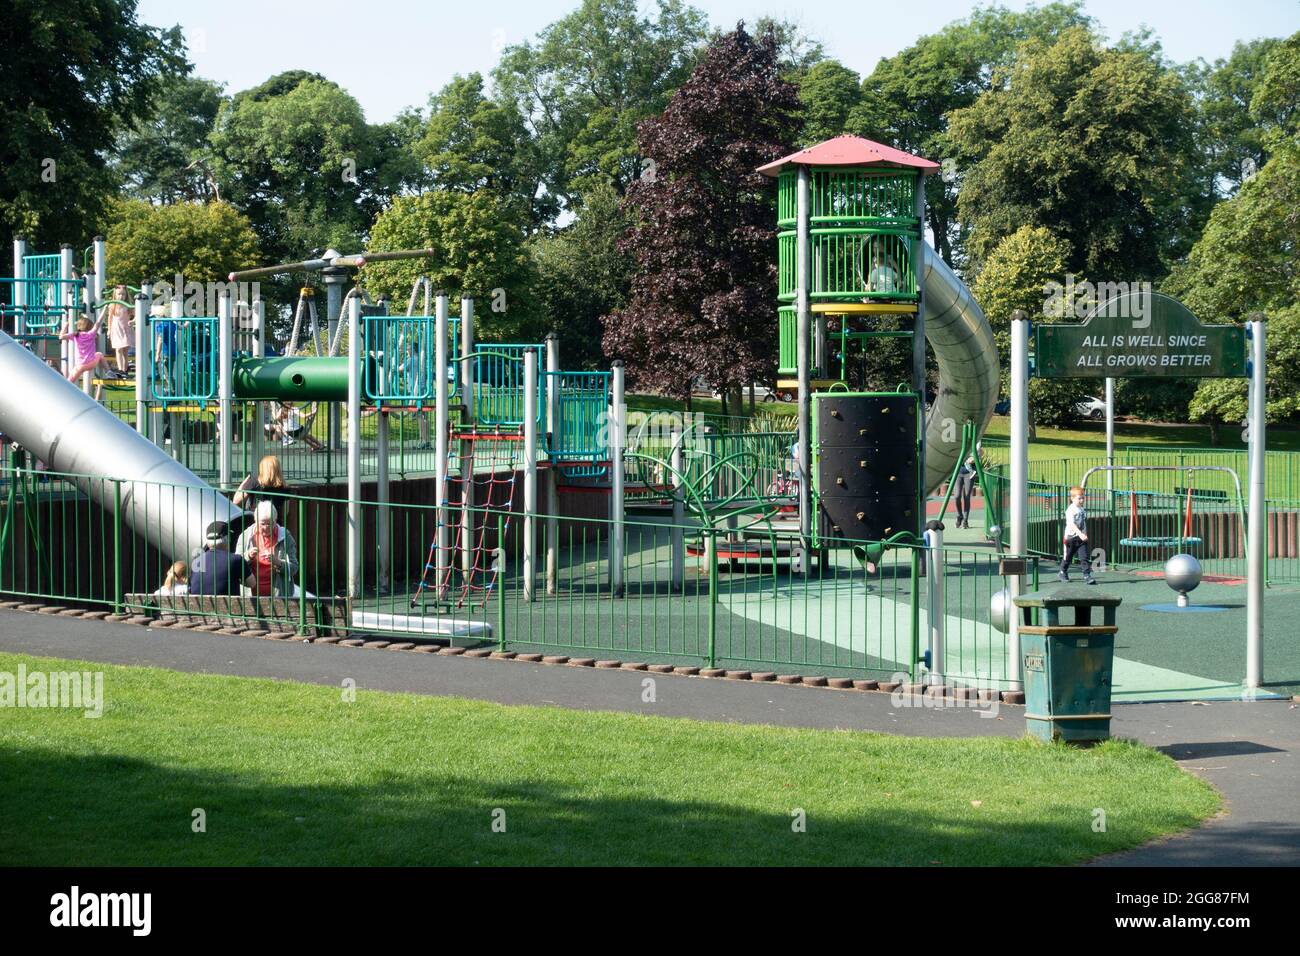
[545,332,559,595]
[461,296,475,578]
[434,294,449,600]
[925,522,945,686]
[609,361,625,597]
[217,292,232,487]
[523,349,538,602]
[1008,310,1029,694]
[1245,313,1266,691]
[346,296,362,598]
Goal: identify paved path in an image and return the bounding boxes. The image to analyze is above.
[1,609,1295,866]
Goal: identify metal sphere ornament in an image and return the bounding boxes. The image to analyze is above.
[990,587,1012,634]
[1164,553,1203,608]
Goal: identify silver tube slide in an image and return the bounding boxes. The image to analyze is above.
[0,329,242,560]
[920,243,1000,495]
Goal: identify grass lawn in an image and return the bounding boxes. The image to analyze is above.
[0,651,1219,866]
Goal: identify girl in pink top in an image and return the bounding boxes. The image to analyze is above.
[60,315,118,400]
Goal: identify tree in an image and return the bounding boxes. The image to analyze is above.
[796,61,861,145]
[948,27,1199,281]
[851,2,1095,266]
[1168,127,1300,441]
[602,25,800,402]
[531,183,630,369]
[1185,39,1282,198]
[361,192,541,343]
[493,0,708,212]
[112,75,225,203]
[208,72,382,265]
[416,73,555,228]
[972,225,1093,430]
[105,199,260,284]
[0,0,186,252]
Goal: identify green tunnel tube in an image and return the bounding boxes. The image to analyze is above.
[232,356,368,402]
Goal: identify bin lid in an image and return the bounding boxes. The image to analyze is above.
[1012,585,1122,609]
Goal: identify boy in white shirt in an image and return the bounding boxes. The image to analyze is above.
[1060,485,1097,584]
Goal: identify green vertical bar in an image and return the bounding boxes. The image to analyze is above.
[909,547,920,683]
[112,479,123,614]
[497,512,506,650]
[297,496,308,636]
[706,528,717,668]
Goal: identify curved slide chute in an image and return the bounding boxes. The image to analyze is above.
[920,243,1000,496]
[0,329,241,560]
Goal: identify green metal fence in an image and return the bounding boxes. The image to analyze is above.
[0,464,1035,687]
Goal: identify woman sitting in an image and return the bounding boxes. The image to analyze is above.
[236,500,299,597]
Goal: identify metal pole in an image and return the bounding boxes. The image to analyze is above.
[434,294,449,599]
[925,523,944,686]
[1105,377,1115,491]
[1008,310,1029,693]
[324,267,346,450]
[1246,314,1266,691]
[795,166,812,568]
[461,296,475,578]
[218,292,233,487]
[376,405,390,594]
[610,361,625,596]
[545,332,559,595]
[134,294,148,435]
[670,428,684,592]
[251,298,265,466]
[92,236,107,305]
[168,294,183,458]
[523,349,537,602]
[12,238,25,339]
[346,296,362,598]
[913,173,928,497]
[59,245,75,383]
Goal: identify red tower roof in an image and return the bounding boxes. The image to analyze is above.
[757,135,940,177]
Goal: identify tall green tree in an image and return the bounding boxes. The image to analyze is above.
[602,25,800,400]
[947,27,1199,281]
[112,75,226,203]
[1185,39,1282,198]
[852,2,1095,266]
[796,60,862,145]
[105,199,260,284]
[493,0,708,212]
[0,0,185,252]
[531,183,631,368]
[416,73,555,229]
[361,192,541,343]
[208,72,382,265]
[972,225,1094,429]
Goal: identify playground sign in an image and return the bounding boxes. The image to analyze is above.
[1034,291,1247,378]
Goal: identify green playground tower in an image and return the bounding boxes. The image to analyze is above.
[758,136,939,553]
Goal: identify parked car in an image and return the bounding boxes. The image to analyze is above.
[994,398,1011,415]
[710,383,779,404]
[1075,396,1107,420]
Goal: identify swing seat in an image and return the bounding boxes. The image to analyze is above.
[1119,536,1202,549]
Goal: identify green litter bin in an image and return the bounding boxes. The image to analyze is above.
[1012,586,1122,744]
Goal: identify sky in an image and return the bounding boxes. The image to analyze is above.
[137,0,1299,123]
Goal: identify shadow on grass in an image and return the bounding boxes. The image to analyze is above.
[0,746,1187,868]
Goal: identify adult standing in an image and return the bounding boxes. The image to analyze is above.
[954,455,977,529]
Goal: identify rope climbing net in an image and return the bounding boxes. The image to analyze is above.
[411,430,523,610]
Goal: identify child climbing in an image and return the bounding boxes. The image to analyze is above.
[60,315,119,400]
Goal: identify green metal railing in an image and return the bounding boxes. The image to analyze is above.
[150,317,218,402]
[0,464,1035,686]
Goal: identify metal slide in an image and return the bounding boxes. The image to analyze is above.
[0,329,241,560]
[920,243,1000,495]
